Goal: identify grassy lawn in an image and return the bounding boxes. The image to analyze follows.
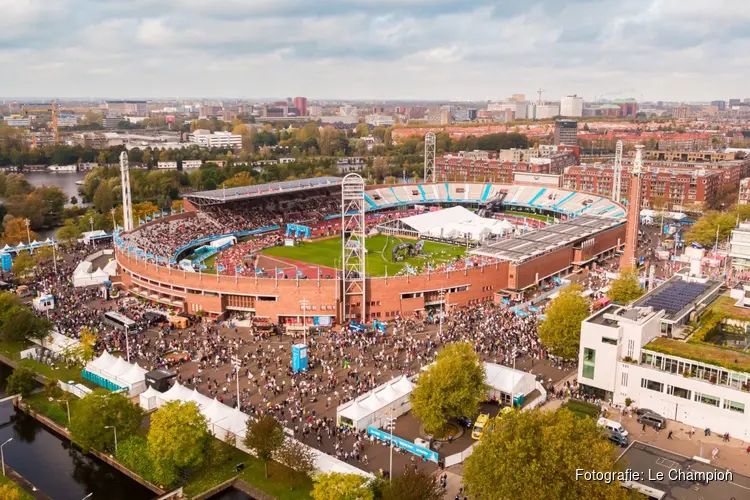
[0,473,35,500]
[22,391,81,427]
[705,294,750,321]
[645,336,750,374]
[502,210,552,222]
[563,399,601,419]
[262,234,466,277]
[0,339,30,360]
[183,440,312,500]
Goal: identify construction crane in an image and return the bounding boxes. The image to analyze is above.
[23,100,60,146]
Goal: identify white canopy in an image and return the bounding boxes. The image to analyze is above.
[120,363,148,385]
[88,351,118,371]
[484,362,536,397]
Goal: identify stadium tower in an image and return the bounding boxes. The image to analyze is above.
[424,132,436,183]
[620,145,644,268]
[341,174,366,320]
[119,152,134,231]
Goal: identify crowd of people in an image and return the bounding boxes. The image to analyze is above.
[214,233,283,276]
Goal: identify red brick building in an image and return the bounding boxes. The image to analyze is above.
[436,150,576,182]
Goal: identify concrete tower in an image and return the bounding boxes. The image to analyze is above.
[620,145,644,268]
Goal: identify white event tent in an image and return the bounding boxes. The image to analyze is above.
[399,206,513,241]
[336,375,414,430]
[83,351,148,396]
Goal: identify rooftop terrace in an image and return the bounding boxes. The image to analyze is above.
[644,336,750,374]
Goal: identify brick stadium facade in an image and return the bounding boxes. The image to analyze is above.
[114,183,626,325]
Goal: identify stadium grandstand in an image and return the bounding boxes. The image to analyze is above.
[114,179,628,323]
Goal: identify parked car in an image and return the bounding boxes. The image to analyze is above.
[635,408,658,417]
[606,430,629,448]
[637,412,666,430]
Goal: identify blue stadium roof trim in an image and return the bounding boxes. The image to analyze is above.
[185,177,342,206]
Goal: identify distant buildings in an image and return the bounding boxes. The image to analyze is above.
[560,95,584,117]
[487,101,527,120]
[3,116,31,127]
[188,130,242,148]
[105,100,148,117]
[612,98,638,117]
[339,105,358,117]
[739,178,750,206]
[365,114,394,127]
[554,120,578,146]
[527,102,559,120]
[672,105,691,120]
[293,97,308,117]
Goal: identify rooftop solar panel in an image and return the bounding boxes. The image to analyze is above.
[641,281,709,314]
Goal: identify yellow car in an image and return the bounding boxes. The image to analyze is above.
[472,413,490,440]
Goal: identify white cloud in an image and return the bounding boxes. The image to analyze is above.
[0,0,748,100]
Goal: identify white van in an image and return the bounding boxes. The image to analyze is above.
[597,417,629,438]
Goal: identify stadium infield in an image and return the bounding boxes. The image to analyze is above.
[260,234,467,277]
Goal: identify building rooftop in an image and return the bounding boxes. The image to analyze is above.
[632,274,721,323]
[470,215,624,264]
[644,336,750,374]
[185,176,342,206]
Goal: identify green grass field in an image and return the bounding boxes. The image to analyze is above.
[503,210,552,222]
[262,234,467,277]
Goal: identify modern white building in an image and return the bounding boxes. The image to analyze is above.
[365,114,394,127]
[157,161,178,169]
[730,220,750,270]
[560,95,584,117]
[3,116,31,127]
[527,102,560,120]
[339,105,358,117]
[575,274,750,438]
[487,102,527,120]
[189,130,242,148]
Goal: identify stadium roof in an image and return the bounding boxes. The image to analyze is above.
[185,177,342,206]
[470,215,623,264]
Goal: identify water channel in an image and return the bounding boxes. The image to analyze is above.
[0,363,154,500]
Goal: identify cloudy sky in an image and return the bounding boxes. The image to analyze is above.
[1,0,747,101]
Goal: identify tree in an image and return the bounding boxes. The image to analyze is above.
[93,183,115,212]
[312,472,373,500]
[2,217,35,245]
[538,284,590,360]
[274,439,316,488]
[57,220,82,246]
[243,413,285,477]
[410,342,487,435]
[70,392,144,452]
[377,468,443,500]
[148,401,209,470]
[70,196,78,205]
[1,306,51,344]
[463,408,630,500]
[0,483,25,500]
[686,210,736,247]
[608,267,644,304]
[65,326,97,364]
[6,366,37,396]
[11,251,34,278]
[117,435,178,488]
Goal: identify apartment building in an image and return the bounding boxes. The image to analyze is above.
[189,130,242,148]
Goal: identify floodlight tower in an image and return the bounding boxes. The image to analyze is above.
[120,152,134,231]
[341,174,366,321]
[613,140,623,203]
[424,132,436,183]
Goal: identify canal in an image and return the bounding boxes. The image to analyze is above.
[0,363,154,500]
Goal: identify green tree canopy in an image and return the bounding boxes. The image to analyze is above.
[538,283,590,360]
[11,251,35,278]
[69,392,144,452]
[312,472,373,500]
[608,267,644,304]
[375,468,443,500]
[148,401,209,471]
[6,366,37,396]
[463,408,630,500]
[410,342,487,435]
[57,219,82,246]
[686,210,736,247]
[1,306,51,344]
[243,413,286,477]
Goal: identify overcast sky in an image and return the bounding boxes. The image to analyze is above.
[1,0,747,102]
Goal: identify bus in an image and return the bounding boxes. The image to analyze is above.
[103,311,137,331]
[621,481,666,500]
[472,414,490,440]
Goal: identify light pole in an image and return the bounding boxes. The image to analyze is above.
[24,218,31,245]
[438,289,445,337]
[300,298,309,345]
[124,325,130,363]
[111,207,116,229]
[231,355,241,409]
[52,242,58,275]
[105,425,117,454]
[57,399,71,428]
[1,438,12,476]
[385,407,396,482]
[89,216,95,233]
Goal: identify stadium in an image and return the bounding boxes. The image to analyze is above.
[113,175,627,326]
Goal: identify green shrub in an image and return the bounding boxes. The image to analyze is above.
[117,436,178,488]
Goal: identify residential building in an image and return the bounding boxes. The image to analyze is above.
[576,274,750,440]
[307,105,323,118]
[645,151,740,163]
[189,130,242,148]
[560,95,584,117]
[405,106,426,120]
[365,114,394,127]
[554,120,578,146]
[440,109,452,125]
[730,220,750,270]
[293,97,308,117]
[486,101,527,120]
[339,105,358,117]
[452,109,476,122]
[498,148,542,162]
[436,149,575,181]
[672,105,690,120]
[105,100,148,117]
[3,116,31,127]
[104,116,122,129]
[157,161,178,169]
[711,100,726,111]
[740,178,750,205]
[182,160,202,169]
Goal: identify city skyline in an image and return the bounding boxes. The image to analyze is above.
[2,0,748,101]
